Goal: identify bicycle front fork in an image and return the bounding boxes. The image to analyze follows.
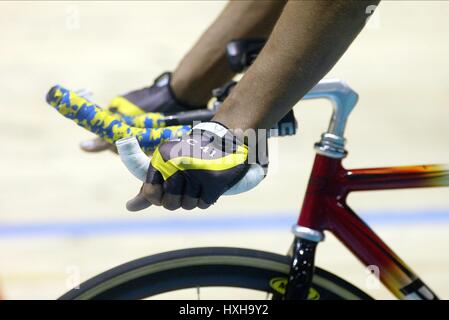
[285,225,324,300]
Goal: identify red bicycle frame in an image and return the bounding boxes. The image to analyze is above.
[281,79,449,300]
[298,154,449,299]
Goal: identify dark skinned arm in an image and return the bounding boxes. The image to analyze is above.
[213,0,379,132]
[172,0,287,106]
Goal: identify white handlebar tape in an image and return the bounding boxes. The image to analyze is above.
[115,137,265,195]
[116,137,151,182]
[223,163,265,195]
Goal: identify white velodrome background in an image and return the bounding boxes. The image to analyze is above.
[0,1,448,299]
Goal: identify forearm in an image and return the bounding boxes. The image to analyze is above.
[172,0,287,106]
[213,0,379,132]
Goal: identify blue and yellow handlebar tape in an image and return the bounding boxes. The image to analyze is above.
[46,85,191,153]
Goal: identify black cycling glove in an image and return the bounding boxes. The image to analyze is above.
[147,122,251,205]
[108,72,206,116]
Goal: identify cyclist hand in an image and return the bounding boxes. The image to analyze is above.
[126,122,251,211]
[46,85,192,154]
[80,72,206,152]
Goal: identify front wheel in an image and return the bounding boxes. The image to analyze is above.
[60,247,372,300]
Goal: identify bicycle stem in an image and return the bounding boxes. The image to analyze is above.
[304,79,358,159]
